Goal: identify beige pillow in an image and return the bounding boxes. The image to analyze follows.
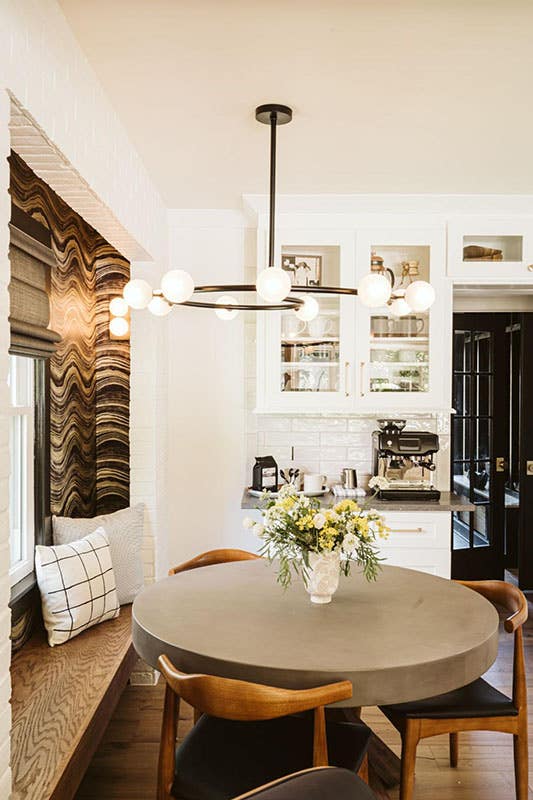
[52,504,145,605]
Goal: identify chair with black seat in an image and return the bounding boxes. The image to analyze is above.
[232,767,377,799]
[380,580,528,800]
[168,549,260,576]
[157,655,372,800]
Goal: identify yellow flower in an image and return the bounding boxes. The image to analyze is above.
[279,496,296,512]
[334,499,359,514]
[318,527,337,551]
[296,513,315,531]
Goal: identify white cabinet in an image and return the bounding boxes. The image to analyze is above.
[255,223,451,413]
[355,227,450,410]
[378,512,451,578]
[256,229,356,413]
[448,216,533,282]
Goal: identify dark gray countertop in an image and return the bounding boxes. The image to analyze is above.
[241,489,475,512]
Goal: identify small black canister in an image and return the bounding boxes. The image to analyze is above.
[252,456,278,492]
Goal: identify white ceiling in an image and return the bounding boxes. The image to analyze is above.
[59,0,533,208]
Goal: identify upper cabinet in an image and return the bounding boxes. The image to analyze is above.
[255,223,451,414]
[355,227,450,410]
[448,216,533,282]
[256,229,356,413]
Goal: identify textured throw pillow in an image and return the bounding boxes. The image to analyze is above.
[35,528,120,647]
[52,504,145,605]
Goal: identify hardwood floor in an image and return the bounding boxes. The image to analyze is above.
[76,604,533,800]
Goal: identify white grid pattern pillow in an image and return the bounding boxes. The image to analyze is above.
[35,528,120,647]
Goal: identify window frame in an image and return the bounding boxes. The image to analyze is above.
[8,355,50,595]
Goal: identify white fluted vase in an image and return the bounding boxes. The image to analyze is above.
[304,550,341,604]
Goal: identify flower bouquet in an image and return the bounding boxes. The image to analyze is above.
[243,484,389,604]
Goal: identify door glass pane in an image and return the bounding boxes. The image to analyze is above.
[477,374,492,416]
[453,374,471,415]
[476,418,491,460]
[454,330,471,373]
[453,511,470,550]
[475,331,492,372]
[453,418,471,460]
[280,245,340,394]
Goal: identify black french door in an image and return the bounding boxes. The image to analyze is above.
[451,314,509,580]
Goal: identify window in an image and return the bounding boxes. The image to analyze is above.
[8,355,35,586]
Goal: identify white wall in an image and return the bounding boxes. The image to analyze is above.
[0,2,168,792]
[165,211,248,567]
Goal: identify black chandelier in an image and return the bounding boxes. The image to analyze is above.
[116,104,435,323]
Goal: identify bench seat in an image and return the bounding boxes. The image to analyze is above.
[11,604,136,800]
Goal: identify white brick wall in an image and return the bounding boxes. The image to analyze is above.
[0,3,169,793]
[0,89,13,795]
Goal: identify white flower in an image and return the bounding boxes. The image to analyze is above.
[242,517,255,529]
[254,523,265,537]
[368,476,389,490]
[313,513,326,530]
[342,532,358,553]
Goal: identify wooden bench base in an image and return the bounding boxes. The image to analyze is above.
[11,605,136,800]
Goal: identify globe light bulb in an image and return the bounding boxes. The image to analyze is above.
[123,279,153,310]
[294,295,319,322]
[215,295,239,321]
[148,295,172,317]
[405,280,436,312]
[390,297,412,318]
[161,269,195,303]
[256,267,291,303]
[357,273,392,308]
[109,316,129,337]
[109,296,129,317]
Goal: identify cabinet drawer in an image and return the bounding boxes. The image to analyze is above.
[379,547,451,579]
[381,513,450,550]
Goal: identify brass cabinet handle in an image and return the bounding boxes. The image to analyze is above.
[345,361,351,396]
[528,264,533,272]
[389,527,424,534]
[360,361,366,397]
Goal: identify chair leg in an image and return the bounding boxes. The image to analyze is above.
[357,753,369,784]
[513,723,529,800]
[400,720,420,800]
[449,732,458,768]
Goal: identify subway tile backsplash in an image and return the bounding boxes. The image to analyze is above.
[246,412,449,490]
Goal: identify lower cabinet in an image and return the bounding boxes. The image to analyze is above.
[378,512,451,578]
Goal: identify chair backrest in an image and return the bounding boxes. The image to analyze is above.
[168,548,260,576]
[457,579,528,711]
[158,654,352,720]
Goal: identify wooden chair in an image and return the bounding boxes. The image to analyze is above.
[380,580,528,800]
[232,767,377,799]
[168,548,260,576]
[157,654,372,800]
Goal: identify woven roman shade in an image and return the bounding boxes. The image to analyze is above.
[8,210,61,357]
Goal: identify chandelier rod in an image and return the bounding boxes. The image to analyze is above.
[268,110,277,267]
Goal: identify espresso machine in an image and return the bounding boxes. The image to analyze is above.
[372,419,440,501]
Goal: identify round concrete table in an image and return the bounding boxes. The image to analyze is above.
[132,561,499,707]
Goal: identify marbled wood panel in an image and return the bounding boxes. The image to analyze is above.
[95,247,130,513]
[9,152,130,518]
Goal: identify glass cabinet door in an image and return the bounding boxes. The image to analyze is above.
[280,245,341,396]
[355,229,448,408]
[256,231,356,412]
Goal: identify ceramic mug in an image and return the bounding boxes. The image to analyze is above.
[282,318,307,339]
[308,317,333,338]
[304,473,327,493]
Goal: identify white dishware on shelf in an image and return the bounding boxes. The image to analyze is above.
[282,318,307,339]
[308,316,333,338]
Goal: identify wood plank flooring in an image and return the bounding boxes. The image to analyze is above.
[76,604,533,799]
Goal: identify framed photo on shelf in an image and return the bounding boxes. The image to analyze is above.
[282,254,322,287]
